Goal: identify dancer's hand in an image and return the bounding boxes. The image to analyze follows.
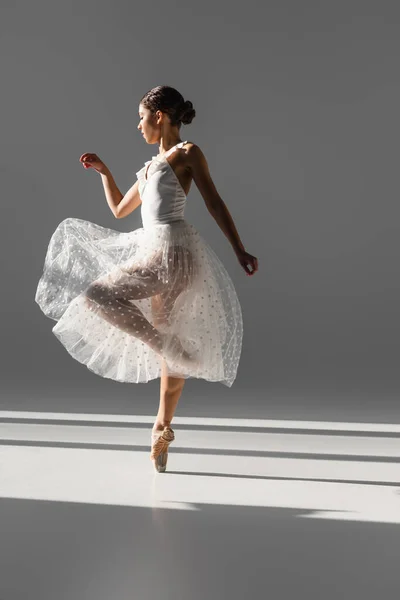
[79,153,108,174]
[235,249,258,276]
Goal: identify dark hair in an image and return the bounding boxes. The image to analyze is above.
[140,85,196,126]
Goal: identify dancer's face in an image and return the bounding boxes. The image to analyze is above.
[138,104,161,144]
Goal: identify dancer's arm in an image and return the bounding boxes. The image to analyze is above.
[100,170,142,219]
[188,145,245,255]
[79,153,141,219]
[189,144,258,276]
[113,179,142,219]
[99,169,124,217]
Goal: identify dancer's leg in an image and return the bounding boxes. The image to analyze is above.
[153,360,185,432]
[84,274,166,354]
[84,248,193,358]
[150,285,186,433]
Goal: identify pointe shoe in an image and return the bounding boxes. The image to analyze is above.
[150,426,175,473]
[161,332,200,371]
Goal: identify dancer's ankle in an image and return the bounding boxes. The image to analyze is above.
[153,419,171,431]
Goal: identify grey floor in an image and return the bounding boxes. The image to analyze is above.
[1,406,400,599]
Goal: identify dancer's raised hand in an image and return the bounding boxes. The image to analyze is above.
[79,153,108,174]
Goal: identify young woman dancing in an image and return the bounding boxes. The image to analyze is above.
[35,85,258,472]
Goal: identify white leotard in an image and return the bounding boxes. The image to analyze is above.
[136,140,189,229]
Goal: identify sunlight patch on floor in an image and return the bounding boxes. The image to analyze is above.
[1,411,400,523]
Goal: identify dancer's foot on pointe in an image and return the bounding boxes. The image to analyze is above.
[150,426,175,473]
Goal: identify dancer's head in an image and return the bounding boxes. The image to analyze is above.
[138,85,196,144]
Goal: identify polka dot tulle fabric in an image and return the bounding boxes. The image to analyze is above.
[35,142,243,386]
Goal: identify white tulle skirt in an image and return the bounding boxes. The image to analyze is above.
[35,217,243,386]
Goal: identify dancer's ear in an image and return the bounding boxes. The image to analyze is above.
[155,110,163,125]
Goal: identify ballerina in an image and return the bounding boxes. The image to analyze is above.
[35,85,258,472]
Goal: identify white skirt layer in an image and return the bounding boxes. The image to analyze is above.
[35,218,243,386]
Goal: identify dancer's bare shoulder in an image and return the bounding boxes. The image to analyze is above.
[185,143,224,213]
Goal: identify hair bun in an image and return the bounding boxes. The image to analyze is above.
[140,86,196,127]
[180,100,196,125]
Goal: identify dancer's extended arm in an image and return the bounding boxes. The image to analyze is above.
[189,144,258,276]
[188,145,245,256]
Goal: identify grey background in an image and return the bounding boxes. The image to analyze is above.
[2,3,400,600]
[1,0,399,421]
